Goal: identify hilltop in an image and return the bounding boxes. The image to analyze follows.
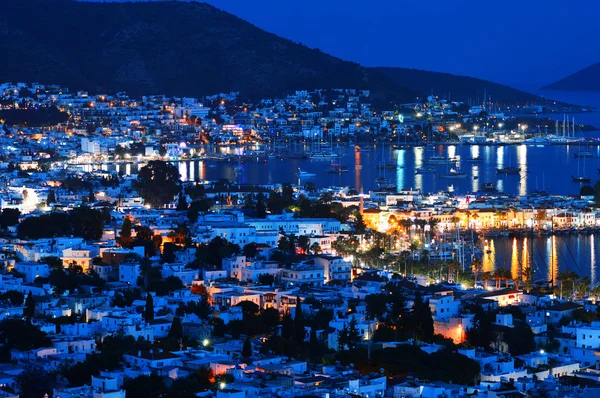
[542,61,600,92]
[0,0,414,103]
[373,67,550,105]
[1,0,555,106]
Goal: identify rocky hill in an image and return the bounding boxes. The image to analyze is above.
[542,62,600,92]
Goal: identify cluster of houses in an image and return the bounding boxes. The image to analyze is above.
[1,82,600,397]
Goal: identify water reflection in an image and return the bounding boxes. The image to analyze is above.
[396,150,405,190]
[510,238,519,280]
[490,235,600,285]
[414,147,424,191]
[517,145,527,196]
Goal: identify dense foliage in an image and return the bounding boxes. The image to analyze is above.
[17,207,107,240]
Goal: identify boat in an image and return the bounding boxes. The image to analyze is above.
[573,139,591,182]
[572,175,591,183]
[426,156,458,165]
[464,156,482,162]
[376,178,397,191]
[415,167,436,174]
[440,169,468,179]
[524,136,550,145]
[296,168,316,178]
[482,182,497,191]
[574,151,594,158]
[496,166,520,174]
[375,162,397,170]
[310,152,338,160]
[326,164,349,174]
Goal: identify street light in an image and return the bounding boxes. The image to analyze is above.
[202,339,210,347]
[219,382,226,390]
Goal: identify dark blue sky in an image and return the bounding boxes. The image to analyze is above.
[204,0,600,87]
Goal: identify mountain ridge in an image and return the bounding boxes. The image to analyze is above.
[542,61,600,92]
[0,0,554,106]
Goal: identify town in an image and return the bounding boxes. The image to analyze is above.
[0,81,600,398]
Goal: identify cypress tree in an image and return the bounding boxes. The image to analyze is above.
[294,297,305,344]
[169,316,182,339]
[145,294,154,322]
[24,291,35,318]
[242,336,252,359]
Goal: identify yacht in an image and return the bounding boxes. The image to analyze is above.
[426,156,458,165]
[296,169,316,178]
[571,175,591,183]
[326,164,349,174]
[415,167,436,174]
[310,151,338,160]
[376,162,397,170]
[496,166,521,174]
[482,182,497,191]
[440,169,468,179]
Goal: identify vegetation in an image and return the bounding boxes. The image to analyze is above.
[134,161,180,208]
[17,207,107,240]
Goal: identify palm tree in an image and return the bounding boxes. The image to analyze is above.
[472,258,483,287]
[482,271,492,289]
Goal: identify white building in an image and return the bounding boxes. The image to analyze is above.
[314,255,351,283]
[280,263,325,287]
[14,261,49,283]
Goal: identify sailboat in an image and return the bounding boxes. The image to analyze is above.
[572,139,590,182]
[375,142,397,170]
[496,148,520,174]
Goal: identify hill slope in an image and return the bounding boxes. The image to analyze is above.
[373,67,546,105]
[0,0,414,102]
[542,62,600,92]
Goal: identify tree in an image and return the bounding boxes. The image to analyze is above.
[177,188,188,210]
[255,193,267,218]
[24,291,35,318]
[169,316,183,339]
[242,336,252,359]
[144,294,154,321]
[46,189,56,205]
[281,313,294,340]
[243,242,258,258]
[118,216,133,248]
[1,290,24,306]
[365,294,387,320]
[346,317,362,350]
[258,273,275,285]
[412,292,434,342]
[0,208,20,229]
[294,297,306,344]
[581,185,595,197]
[134,160,180,208]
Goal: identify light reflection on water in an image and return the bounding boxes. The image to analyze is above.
[79,140,600,195]
[488,234,598,284]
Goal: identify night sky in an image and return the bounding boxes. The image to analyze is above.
[81,0,600,88]
[204,0,600,88]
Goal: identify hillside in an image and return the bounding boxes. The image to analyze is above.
[373,67,548,105]
[542,62,600,92]
[0,0,414,103]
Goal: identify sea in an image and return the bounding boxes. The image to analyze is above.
[94,90,600,284]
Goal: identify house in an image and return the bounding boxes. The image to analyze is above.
[123,349,183,369]
[61,248,92,271]
[477,288,522,307]
[314,255,352,283]
[14,261,49,283]
[280,263,325,287]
